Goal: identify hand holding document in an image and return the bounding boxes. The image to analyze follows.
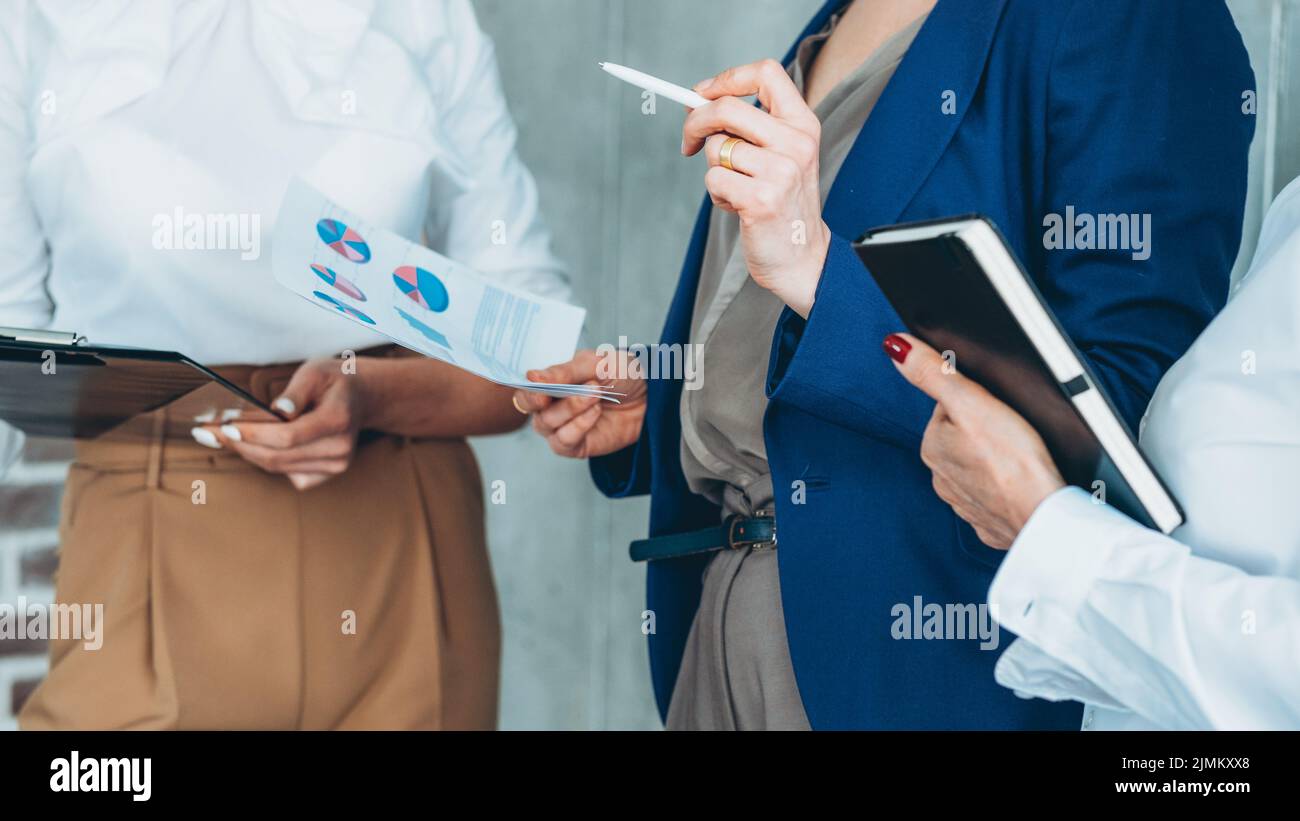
[272,180,620,401]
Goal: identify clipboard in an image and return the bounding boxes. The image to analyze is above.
[0,327,281,439]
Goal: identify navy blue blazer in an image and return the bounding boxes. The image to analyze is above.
[592,0,1254,728]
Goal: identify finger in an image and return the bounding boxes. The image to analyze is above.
[550,403,602,451]
[525,350,599,388]
[703,135,796,182]
[694,59,816,130]
[950,503,982,530]
[924,399,951,431]
[193,407,257,425]
[932,472,978,509]
[704,134,750,174]
[272,361,331,419]
[531,411,555,438]
[535,393,602,435]
[231,408,279,424]
[288,473,334,492]
[884,333,984,413]
[221,404,346,450]
[703,165,779,218]
[216,432,352,471]
[683,97,808,156]
[920,407,959,464]
[279,460,349,476]
[512,388,554,414]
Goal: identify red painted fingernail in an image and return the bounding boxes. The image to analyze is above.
[883,334,911,364]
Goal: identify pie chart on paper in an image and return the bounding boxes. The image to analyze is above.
[311,264,366,301]
[392,265,450,312]
[316,218,372,263]
[313,290,376,324]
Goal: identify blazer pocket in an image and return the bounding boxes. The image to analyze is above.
[952,513,1008,571]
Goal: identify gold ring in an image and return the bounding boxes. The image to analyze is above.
[511,394,530,415]
[719,136,743,172]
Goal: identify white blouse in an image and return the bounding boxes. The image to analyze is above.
[989,175,1300,730]
[0,0,569,365]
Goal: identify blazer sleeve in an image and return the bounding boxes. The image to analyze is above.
[589,430,652,499]
[765,232,933,451]
[1033,0,1254,429]
[765,0,1255,446]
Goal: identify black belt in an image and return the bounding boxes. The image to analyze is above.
[629,513,777,562]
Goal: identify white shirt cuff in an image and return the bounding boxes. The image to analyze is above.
[989,486,1126,638]
[994,637,1128,712]
[987,486,1141,712]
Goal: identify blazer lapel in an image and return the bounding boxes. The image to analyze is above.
[822,0,1008,239]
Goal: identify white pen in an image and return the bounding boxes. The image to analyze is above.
[599,61,711,109]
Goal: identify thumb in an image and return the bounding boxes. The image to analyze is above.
[883,333,966,407]
[273,361,330,419]
[526,350,598,387]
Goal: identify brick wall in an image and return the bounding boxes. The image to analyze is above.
[0,437,69,731]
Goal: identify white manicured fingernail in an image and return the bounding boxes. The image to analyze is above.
[193,408,217,424]
[220,408,242,422]
[273,397,296,415]
[190,427,221,449]
[220,424,242,442]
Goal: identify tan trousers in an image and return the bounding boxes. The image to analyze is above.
[19,363,500,730]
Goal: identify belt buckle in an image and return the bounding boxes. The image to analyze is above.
[726,512,777,551]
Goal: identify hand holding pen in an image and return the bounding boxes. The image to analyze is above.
[602,60,831,318]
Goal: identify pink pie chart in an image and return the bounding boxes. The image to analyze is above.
[316,219,372,263]
[311,264,366,301]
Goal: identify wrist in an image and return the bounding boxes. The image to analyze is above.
[778,221,830,318]
[1012,471,1067,532]
[351,357,389,430]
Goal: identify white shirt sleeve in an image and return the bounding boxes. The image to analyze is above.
[0,11,54,328]
[990,486,1300,730]
[421,0,573,305]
